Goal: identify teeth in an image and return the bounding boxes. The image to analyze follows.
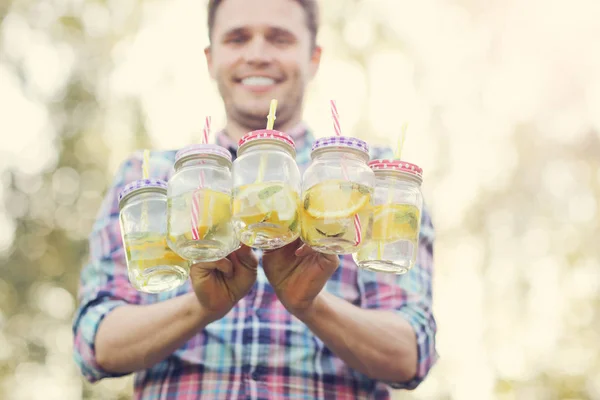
[241,77,276,86]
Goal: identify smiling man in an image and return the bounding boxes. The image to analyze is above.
[206,0,319,141]
[72,0,438,399]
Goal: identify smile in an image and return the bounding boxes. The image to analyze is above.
[241,76,277,86]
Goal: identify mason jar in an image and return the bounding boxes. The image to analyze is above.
[118,179,190,293]
[166,144,238,262]
[353,159,424,274]
[301,136,375,255]
[231,130,301,250]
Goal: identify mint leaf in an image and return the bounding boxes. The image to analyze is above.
[258,185,283,200]
[260,212,272,223]
[394,212,418,231]
[288,212,298,232]
[316,228,345,238]
[203,224,219,240]
[357,185,371,195]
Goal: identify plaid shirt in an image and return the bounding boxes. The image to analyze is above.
[72,124,437,399]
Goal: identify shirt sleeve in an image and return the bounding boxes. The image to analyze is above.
[72,154,144,383]
[359,145,438,390]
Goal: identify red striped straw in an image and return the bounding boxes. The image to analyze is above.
[330,100,342,136]
[191,116,211,240]
[202,116,211,146]
[330,100,362,245]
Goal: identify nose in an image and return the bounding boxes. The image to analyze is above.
[243,36,273,65]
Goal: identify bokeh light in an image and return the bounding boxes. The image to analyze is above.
[1,0,600,398]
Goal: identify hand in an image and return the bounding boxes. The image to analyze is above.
[262,239,339,317]
[190,245,258,322]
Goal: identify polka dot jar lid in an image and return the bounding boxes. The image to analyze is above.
[368,159,423,183]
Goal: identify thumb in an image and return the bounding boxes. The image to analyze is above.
[230,245,258,271]
[294,243,314,257]
[192,259,234,279]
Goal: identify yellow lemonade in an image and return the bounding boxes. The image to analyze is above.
[354,203,420,274]
[123,232,190,293]
[371,204,420,241]
[301,179,372,254]
[232,182,300,249]
[167,188,237,262]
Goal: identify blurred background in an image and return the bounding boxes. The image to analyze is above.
[1,0,600,398]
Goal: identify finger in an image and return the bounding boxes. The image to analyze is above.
[294,243,314,257]
[214,259,234,278]
[325,254,341,270]
[230,245,258,271]
[192,259,233,279]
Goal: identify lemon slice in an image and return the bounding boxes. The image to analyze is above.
[264,186,298,222]
[303,180,370,220]
[372,204,420,241]
[181,189,231,240]
[197,189,231,236]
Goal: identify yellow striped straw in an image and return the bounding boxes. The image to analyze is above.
[256,99,278,183]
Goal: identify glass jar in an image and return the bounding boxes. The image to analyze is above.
[301,136,375,255]
[166,144,238,262]
[119,179,190,293]
[353,160,423,274]
[232,130,301,249]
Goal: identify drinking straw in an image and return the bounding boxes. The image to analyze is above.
[190,116,211,240]
[330,100,362,246]
[255,99,277,183]
[143,149,150,179]
[141,149,150,230]
[267,99,277,130]
[395,122,408,160]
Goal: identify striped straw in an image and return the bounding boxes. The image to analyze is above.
[330,100,362,246]
[190,192,201,240]
[190,116,212,241]
[330,100,341,137]
[203,116,211,146]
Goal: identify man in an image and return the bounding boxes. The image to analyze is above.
[72,0,438,398]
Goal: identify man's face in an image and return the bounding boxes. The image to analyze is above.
[205,0,321,130]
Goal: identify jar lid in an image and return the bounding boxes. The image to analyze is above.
[311,136,369,155]
[368,159,423,181]
[238,129,296,150]
[118,178,168,203]
[175,144,232,163]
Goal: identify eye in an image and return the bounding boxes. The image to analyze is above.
[268,30,296,46]
[272,36,293,45]
[227,35,247,44]
[223,31,250,45]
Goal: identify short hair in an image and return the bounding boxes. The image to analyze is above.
[207,0,319,47]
